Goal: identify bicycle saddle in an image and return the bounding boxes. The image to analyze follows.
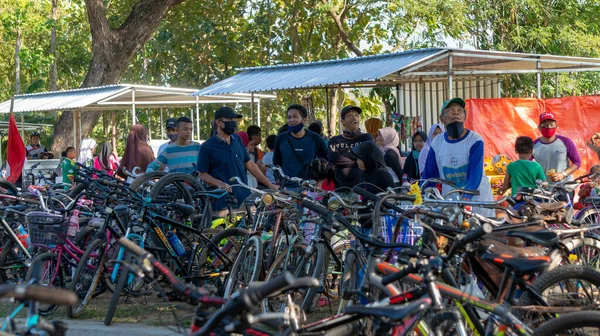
[505,230,559,248]
[166,203,196,218]
[481,252,550,275]
[534,201,567,212]
[343,298,431,321]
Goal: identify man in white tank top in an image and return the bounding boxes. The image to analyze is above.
[422,98,495,218]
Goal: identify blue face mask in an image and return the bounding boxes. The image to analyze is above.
[167,134,179,142]
[288,123,304,134]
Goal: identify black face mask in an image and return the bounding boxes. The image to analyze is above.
[446,122,465,139]
[221,121,237,136]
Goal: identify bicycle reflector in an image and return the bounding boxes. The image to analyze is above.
[327,196,341,211]
[261,193,274,205]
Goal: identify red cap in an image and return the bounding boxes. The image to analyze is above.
[539,112,556,124]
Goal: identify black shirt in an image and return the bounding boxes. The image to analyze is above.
[327,133,373,188]
[383,150,403,182]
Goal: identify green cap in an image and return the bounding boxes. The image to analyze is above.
[440,97,466,113]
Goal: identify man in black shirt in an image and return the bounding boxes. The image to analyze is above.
[327,105,374,188]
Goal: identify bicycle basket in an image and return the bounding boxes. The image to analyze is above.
[26,212,68,246]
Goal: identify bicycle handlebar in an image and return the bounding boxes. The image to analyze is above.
[0,284,77,306]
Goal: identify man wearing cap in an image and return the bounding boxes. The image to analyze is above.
[147,117,201,174]
[198,107,277,213]
[26,131,47,160]
[533,112,581,183]
[157,118,179,156]
[422,98,494,217]
[273,104,327,183]
[327,105,374,188]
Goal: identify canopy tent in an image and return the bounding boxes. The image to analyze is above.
[194,48,600,95]
[0,84,275,150]
[0,122,53,167]
[194,48,600,138]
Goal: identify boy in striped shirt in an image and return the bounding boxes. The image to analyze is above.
[147,117,201,174]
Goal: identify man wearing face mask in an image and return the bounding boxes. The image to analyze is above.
[327,105,374,188]
[157,118,179,156]
[422,98,495,217]
[273,104,328,184]
[532,112,581,183]
[198,107,277,213]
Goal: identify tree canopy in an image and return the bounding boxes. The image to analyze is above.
[1,0,600,154]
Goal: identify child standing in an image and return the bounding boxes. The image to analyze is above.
[62,147,78,189]
[501,136,546,196]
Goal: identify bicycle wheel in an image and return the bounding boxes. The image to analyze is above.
[196,227,247,295]
[548,236,600,270]
[129,171,167,196]
[0,239,28,284]
[149,172,204,205]
[104,253,134,326]
[338,248,359,308]
[223,234,263,298]
[67,238,106,318]
[533,311,600,336]
[576,207,600,227]
[293,242,327,313]
[25,251,65,316]
[325,240,351,300]
[261,243,307,313]
[519,264,600,327]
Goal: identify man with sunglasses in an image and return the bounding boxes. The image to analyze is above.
[533,112,581,183]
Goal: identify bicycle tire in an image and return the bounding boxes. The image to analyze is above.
[196,227,247,295]
[67,238,106,318]
[261,243,307,313]
[25,251,64,316]
[224,234,263,298]
[533,311,600,336]
[148,172,204,204]
[519,264,600,326]
[338,248,358,308]
[128,171,167,191]
[295,242,327,313]
[325,241,351,300]
[575,206,600,226]
[0,239,28,284]
[73,225,98,249]
[0,179,18,196]
[104,253,133,326]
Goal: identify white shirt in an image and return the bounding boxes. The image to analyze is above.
[78,138,97,164]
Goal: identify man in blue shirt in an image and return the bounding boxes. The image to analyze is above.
[273,104,328,183]
[157,118,178,156]
[198,107,277,212]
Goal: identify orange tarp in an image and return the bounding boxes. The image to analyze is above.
[464,96,600,176]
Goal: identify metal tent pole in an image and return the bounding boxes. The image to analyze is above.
[251,93,255,125]
[131,88,136,124]
[257,98,261,127]
[160,108,164,138]
[195,96,200,140]
[447,53,453,99]
[537,60,542,98]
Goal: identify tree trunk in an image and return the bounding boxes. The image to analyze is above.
[50,0,187,153]
[15,29,21,95]
[50,0,58,92]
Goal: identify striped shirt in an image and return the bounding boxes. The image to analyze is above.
[147,141,201,174]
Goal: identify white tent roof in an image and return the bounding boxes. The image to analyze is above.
[0,84,275,113]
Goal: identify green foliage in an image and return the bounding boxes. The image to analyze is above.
[1,0,600,157]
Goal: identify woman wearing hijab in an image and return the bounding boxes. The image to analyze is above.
[365,117,383,139]
[418,123,445,176]
[403,131,427,181]
[376,127,403,186]
[93,142,119,176]
[350,141,394,193]
[117,124,155,179]
[237,131,258,187]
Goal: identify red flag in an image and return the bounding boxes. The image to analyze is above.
[6,112,26,183]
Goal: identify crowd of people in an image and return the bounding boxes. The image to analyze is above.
[13,96,596,214]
